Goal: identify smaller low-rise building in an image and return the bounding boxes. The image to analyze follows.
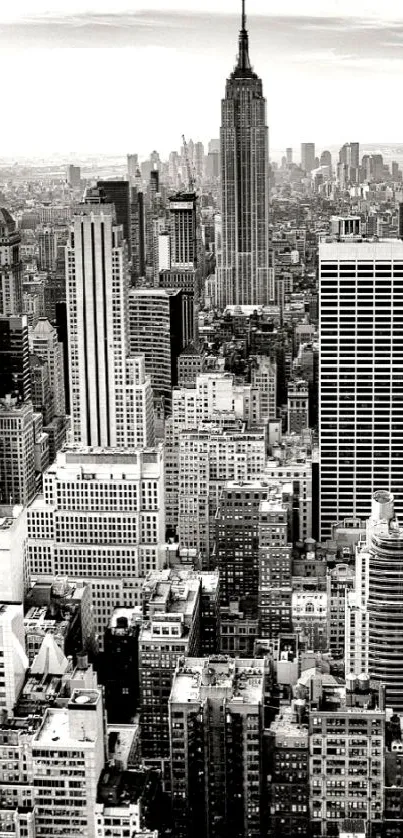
[95,767,162,838]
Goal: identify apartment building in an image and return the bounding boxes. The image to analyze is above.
[169,655,265,838]
[27,445,165,648]
[139,573,201,760]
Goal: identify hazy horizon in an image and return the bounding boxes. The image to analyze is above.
[2,1,403,156]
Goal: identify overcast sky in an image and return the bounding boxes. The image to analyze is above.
[2,0,403,159]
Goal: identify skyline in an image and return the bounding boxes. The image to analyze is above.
[2,0,403,157]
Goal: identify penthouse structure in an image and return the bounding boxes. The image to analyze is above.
[169,655,264,838]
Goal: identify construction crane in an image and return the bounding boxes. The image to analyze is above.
[181,134,196,193]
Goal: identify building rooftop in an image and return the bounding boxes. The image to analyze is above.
[107,723,139,769]
[33,707,71,745]
[128,287,181,298]
[0,207,16,229]
[140,576,200,641]
[170,656,264,707]
[339,819,366,838]
[30,317,55,336]
[109,607,142,633]
[0,397,32,414]
[179,343,203,357]
[0,715,42,734]
[320,238,403,254]
[269,702,309,746]
[34,691,100,746]
[97,767,159,808]
[0,505,24,530]
[30,633,69,677]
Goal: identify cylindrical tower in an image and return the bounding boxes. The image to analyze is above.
[367,494,403,709]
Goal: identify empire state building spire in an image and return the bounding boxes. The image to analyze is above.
[236,0,252,73]
[217,0,272,308]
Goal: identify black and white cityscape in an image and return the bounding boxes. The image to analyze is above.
[1,1,403,836]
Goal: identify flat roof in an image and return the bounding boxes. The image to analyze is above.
[107,723,139,765]
[170,657,264,706]
[34,692,101,746]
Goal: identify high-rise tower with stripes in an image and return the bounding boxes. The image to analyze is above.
[66,206,154,448]
[319,230,403,538]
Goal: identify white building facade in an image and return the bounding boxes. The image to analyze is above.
[27,446,165,647]
[66,208,154,448]
[319,237,403,538]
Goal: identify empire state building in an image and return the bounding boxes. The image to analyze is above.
[217,1,272,308]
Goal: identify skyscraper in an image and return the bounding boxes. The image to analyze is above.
[300,143,316,173]
[217,2,271,308]
[97,180,131,256]
[66,206,154,448]
[346,490,403,710]
[169,655,264,838]
[0,314,30,402]
[127,153,139,181]
[128,288,183,415]
[0,208,22,316]
[29,317,66,417]
[67,164,81,190]
[130,185,146,280]
[139,573,201,760]
[169,193,197,269]
[319,232,403,538]
[0,604,27,713]
[0,397,35,506]
[32,689,105,838]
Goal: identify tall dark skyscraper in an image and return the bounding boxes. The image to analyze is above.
[0,315,30,402]
[97,180,131,255]
[217,1,271,308]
